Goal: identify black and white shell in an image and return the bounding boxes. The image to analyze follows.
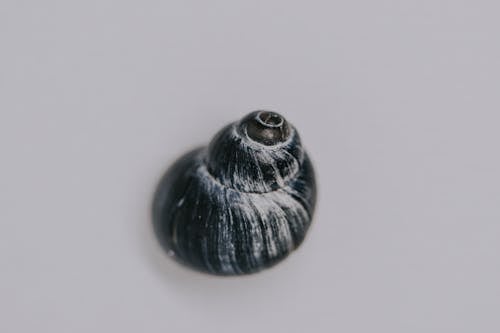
[153,111,316,275]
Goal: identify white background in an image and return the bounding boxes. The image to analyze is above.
[1,1,499,332]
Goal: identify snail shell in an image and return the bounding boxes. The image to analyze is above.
[153,111,316,275]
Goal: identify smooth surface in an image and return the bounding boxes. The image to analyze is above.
[1,0,499,332]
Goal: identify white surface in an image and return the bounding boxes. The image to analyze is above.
[1,1,500,332]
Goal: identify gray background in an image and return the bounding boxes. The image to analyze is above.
[1,0,499,332]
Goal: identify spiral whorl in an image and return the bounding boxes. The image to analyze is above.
[242,111,291,145]
[207,111,304,193]
[153,111,316,275]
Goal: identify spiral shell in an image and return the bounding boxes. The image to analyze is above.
[153,111,316,275]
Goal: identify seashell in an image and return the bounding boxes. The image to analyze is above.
[153,111,316,275]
